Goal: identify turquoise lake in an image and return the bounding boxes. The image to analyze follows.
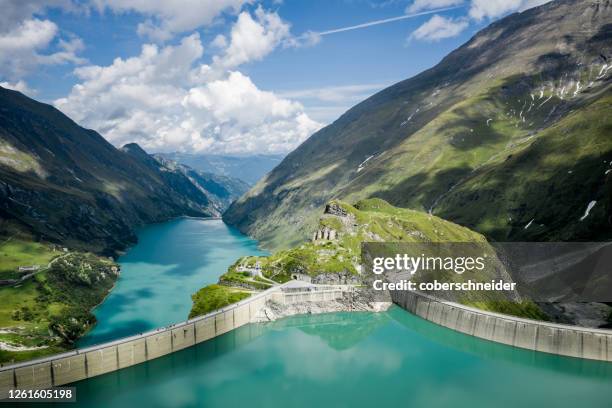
[79,218,267,347]
[61,218,612,407]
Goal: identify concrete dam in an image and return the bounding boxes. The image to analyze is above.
[0,283,348,399]
[2,284,612,398]
[392,290,612,362]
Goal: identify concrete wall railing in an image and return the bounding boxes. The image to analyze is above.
[0,283,348,398]
[391,290,612,362]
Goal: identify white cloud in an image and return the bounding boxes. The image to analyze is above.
[405,0,552,42]
[409,14,468,41]
[0,18,57,52]
[406,0,465,13]
[303,106,351,124]
[213,7,291,70]
[0,80,36,95]
[0,0,77,32]
[54,24,321,155]
[92,0,249,41]
[277,83,390,123]
[0,18,85,79]
[211,34,228,49]
[279,83,388,103]
[184,71,320,153]
[469,0,551,21]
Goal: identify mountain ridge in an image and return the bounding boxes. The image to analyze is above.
[155,152,284,185]
[224,0,612,250]
[0,86,241,255]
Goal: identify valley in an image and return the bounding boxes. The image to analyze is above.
[1,0,612,406]
[0,0,610,375]
[155,152,284,186]
[0,87,250,363]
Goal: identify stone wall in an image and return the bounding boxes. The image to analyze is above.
[392,290,612,362]
[0,284,347,398]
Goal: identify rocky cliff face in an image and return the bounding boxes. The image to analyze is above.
[0,87,230,254]
[251,289,392,323]
[224,0,612,250]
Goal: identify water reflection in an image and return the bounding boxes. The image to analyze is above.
[389,306,612,380]
[34,308,612,408]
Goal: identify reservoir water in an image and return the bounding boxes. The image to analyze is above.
[79,218,266,346]
[64,219,611,407]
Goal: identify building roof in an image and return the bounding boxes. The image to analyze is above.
[282,280,315,291]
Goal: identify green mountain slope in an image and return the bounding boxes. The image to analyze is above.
[0,86,238,255]
[224,0,612,250]
[224,198,490,285]
[194,198,543,319]
[0,86,251,362]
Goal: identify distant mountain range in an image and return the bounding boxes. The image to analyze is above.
[155,152,284,185]
[225,0,612,250]
[0,86,246,255]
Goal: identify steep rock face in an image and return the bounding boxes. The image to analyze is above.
[224,0,612,250]
[0,87,219,254]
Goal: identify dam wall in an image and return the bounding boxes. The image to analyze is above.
[0,284,347,398]
[392,290,612,362]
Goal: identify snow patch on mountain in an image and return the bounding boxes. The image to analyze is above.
[579,201,597,221]
[357,155,376,173]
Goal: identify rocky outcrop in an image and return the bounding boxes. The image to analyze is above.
[311,272,361,285]
[252,288,392,322]
[324,203,348,217]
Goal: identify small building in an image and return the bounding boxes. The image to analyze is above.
[281,280,315,293]
[290,273,312,283]
[18,265,40,272]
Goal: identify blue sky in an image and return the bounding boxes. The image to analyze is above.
[0,0,549,155]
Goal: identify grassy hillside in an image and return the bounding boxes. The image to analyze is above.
[189,285,251,318]
[0,238,57,280]
[193,199,544,319]
[241,199,489,283]
[224,0,612,250]
[0,85,251,363]
[0,86,228,256]
[434,91,612,241]
[0,250,118,364]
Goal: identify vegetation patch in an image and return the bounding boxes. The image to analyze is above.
[464,300,550,321]
[194,198,548,322]
[0,239,58,280]
[189,284,251,318]
[0,249,118,364]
